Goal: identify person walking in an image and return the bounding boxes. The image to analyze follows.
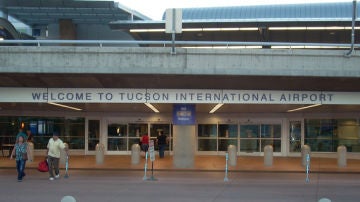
[10,136,31,182]
[46,131,69,181]
[140,133,149,152]
[156,131,168,158]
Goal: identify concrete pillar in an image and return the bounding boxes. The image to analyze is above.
[264,145,273,167]
[337,145,347,167]
[59,19,76,40]
[301,145,311,167]
[173,125,195,168]
[227,145,237,166]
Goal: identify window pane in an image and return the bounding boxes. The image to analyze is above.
[218,124,238,138]
[240,139,258,152]
[218,138,237,151]
[261,139,281,152]
[107,123,128,151]
[337,119,360,152]
[240,125,259,138]
[65,118,85,150]
[198,124,217,137]
[108,138,127,151]
[198,139,217,151]
[261,124,281,138]
[305,119,338,152]
[128,124,147,138]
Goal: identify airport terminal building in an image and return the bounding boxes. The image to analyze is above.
[1,0,360,167]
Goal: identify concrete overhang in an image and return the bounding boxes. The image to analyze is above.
[0,46,359,114]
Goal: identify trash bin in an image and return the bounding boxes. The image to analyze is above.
[301,145,311,167]
[131,144,141,165]
[227,145,237,166]
[27,141,34,162]
[264,145,273,167]
[96,143,105,165]
[337,145,347,167]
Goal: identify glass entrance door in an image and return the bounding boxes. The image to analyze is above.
[150,124,172,154]
[239,123,282,154]
[289,120,302,153]
[87,119,100,152]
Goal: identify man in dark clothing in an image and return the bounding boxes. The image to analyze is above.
[156,131,168,158]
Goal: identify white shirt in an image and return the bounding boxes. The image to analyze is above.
[47,138,66,158]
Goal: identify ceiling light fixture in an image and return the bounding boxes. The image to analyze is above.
[48,102,82,111]
[209,103,224,114]
[287,104,322,112]
[144,103,160,113]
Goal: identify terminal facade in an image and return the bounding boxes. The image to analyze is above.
[1,1,360,166]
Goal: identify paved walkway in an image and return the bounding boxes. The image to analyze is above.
[1,155,360,173]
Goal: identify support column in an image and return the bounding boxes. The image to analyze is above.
[173,125,195,168]
[59,19,76,40]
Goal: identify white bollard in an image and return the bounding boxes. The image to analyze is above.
[301,145,311,167]
[264,145,273,167]
[95,143,105,165]
[131,144,141,165]
[337,145,347,167]
[227,145,237,166]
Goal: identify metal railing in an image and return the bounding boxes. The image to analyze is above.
[0,39,359,49]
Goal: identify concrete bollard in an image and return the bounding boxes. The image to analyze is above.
[264,145,273,167]
[131,144,141,165]
[227,145,237,166]
[301,145,311,167]
[337,145,347,167]
[27,142,34,162]
[95,143,105,165]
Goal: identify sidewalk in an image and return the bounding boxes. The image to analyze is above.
[1,155,360,173]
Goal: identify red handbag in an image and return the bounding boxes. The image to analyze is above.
[38,160,49,172]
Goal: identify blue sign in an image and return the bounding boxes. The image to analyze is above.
[173,104,196,125]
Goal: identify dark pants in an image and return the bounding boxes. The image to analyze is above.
[141,144,149,152]
[16,159,26,180]
[48,156,60,178]
[158,144,165,158]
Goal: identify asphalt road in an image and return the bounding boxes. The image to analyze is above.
[0,169,359,202]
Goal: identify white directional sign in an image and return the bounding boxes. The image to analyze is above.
[149,140,155,162]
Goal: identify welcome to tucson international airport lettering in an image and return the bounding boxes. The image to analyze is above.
[0,88,357,105]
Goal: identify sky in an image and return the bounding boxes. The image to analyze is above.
[115,0,352,20]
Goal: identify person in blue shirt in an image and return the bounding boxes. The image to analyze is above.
[10,136,31,182]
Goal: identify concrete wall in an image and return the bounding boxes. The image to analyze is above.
[0,47,359,77]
